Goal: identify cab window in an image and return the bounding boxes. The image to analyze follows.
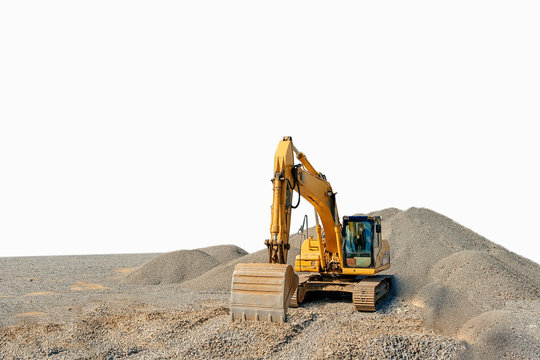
[343,220,373,267]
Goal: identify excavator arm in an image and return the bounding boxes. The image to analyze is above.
[265,137,344,270]
[230,137,344,322]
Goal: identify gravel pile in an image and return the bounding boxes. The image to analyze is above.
[123,249,218,285]
[123,245,248,286]
[371,207,540,358]
[198,245,248,264]
[181,246,300,292]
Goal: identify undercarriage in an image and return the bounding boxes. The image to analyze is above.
[289,274,392,311]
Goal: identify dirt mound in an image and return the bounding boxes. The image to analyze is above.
[198,245,248,264]
[376,207,540,358]
[123,245,249,286]
[382,208,540,332]
[429,250,539,306]
[123,249,219,285]
[289,232,305,250]
[182,247,301,292]
[458,301,540,359]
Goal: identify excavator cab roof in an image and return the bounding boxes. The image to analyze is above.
[343,215,382,231]
[343,215,381,222]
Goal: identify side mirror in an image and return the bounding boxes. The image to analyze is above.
[376,224,382,233]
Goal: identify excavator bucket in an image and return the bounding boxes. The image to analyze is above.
[230,263,298,323]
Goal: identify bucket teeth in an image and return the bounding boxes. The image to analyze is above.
[230,263,298,323]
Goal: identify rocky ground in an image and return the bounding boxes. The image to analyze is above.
[0,288,466,359]
[1,208,539,359]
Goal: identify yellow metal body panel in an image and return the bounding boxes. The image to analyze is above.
[341,264,391,275]
[295,169,339,253]
[294,235,321,272]
[294,235,391,275]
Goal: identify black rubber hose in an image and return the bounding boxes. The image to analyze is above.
[291,166,300,209]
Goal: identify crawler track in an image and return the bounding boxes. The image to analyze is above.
[290,274,391,312]
[353,276,392,311]
[289,290,299,308]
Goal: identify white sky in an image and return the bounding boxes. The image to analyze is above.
[1,1,539,264]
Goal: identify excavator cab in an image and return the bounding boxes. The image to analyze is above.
[342,216,382,269]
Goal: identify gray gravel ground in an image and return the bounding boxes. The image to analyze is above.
[0,252,466,360]
[1,207,539,359]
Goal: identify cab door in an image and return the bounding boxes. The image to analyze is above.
[372,218,382,265]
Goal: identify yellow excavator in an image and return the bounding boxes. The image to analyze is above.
[230,137,391,323]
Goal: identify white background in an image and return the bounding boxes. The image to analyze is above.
[1,1,538,263]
